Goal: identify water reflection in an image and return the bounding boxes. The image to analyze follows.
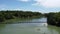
[17,18,47,23]
[34,23,60,34]
[0,18,60,34]
[47,25,60,34]
[0,23,60,34]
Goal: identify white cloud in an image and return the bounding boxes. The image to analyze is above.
[33,0,60,8]
[8,8,23,10]
[18,0,29,2]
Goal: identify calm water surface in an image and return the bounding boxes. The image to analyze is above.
[0,18,60,34]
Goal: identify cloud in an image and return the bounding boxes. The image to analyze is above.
[8,8,23,10]
[32,0,60,8]
[18,0,29,2]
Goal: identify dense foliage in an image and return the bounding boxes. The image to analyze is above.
[0,10,42,23]
[47,12,60,27]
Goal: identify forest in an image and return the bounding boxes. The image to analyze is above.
[46,12,60,27]
[0,10,42,24]
[0,10,60,27]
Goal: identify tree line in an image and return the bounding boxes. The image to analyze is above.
[46,12,60,27]
[0,10,42,23]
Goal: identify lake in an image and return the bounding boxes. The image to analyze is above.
[0,18,60,34]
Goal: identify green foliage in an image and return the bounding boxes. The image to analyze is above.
[47,12,60,27]
[0,10,42,23]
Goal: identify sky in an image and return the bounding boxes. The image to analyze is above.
[0,0,60,13]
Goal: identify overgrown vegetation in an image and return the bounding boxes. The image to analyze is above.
[46,12,60,27]
[0,10,42,24]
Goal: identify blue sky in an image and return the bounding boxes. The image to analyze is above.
[0,0,60,13]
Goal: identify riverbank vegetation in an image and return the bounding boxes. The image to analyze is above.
[0,10,60,27]
[46,12,60,27]
[0,10,42,24]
